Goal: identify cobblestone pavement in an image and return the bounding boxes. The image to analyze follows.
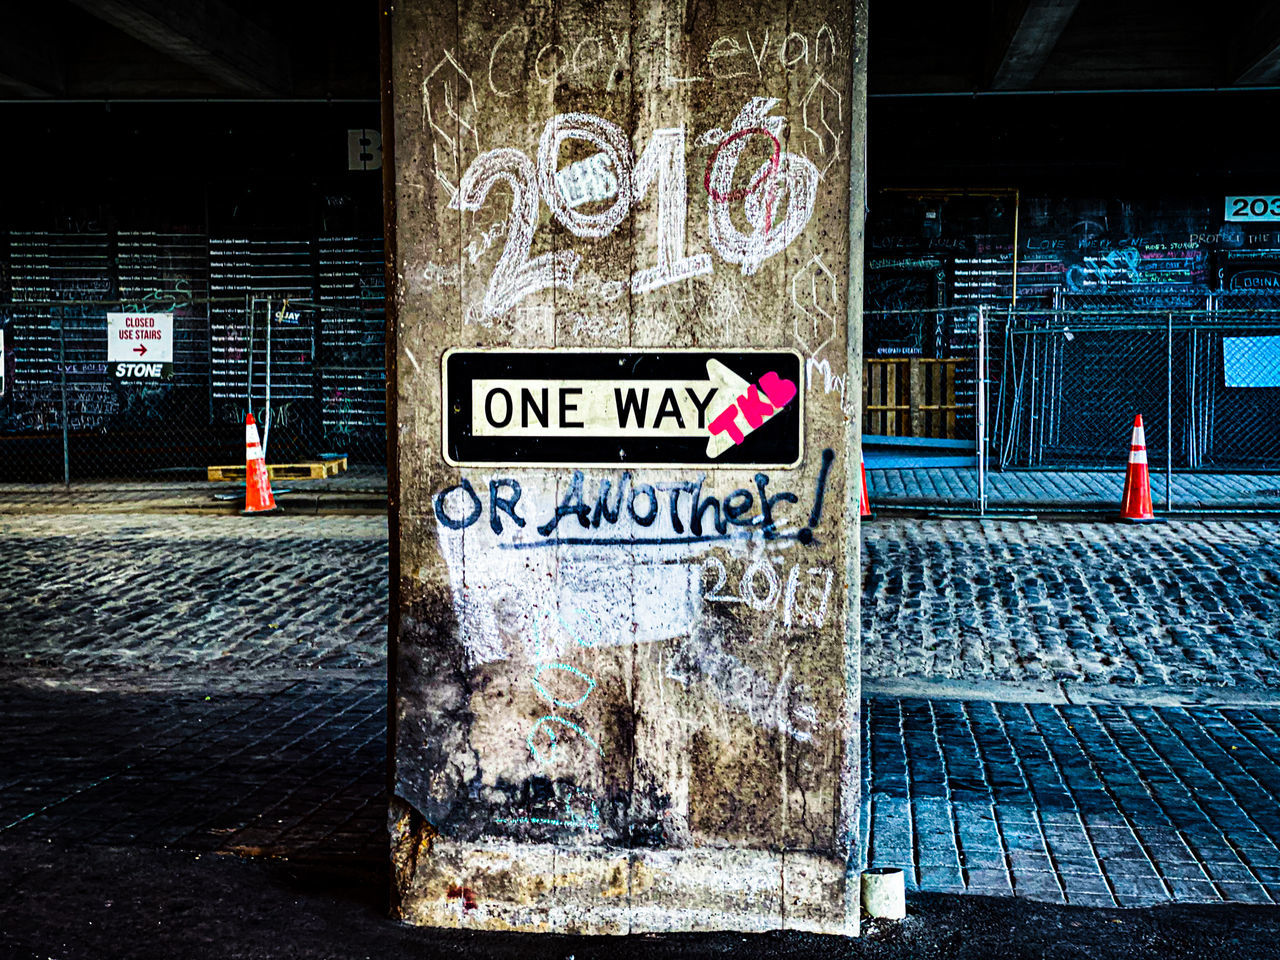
[0,514,387,674]
[867,466,1280,510]
[4,514,1278,691]
[4,512,1280,915]
[862,696,1280,909]
[863,519,1280,688]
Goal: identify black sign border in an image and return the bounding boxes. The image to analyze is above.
[442,348,805,468]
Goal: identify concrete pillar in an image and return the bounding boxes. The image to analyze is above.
[383,0,867,935]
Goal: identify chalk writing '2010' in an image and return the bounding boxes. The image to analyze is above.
[449,98,817,322]
[453,148,579,319]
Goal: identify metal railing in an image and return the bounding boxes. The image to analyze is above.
[861,306,987,510]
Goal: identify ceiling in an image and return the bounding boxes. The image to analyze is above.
[873,0,1280,95]
[1,1,1278,102]
[0,0,376,100]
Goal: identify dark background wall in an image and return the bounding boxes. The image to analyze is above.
[871,92,1280,191]
[864,90,1280,470]
[866,92,1280,333]
[4,0,1280,476]
[0,103,382,230]
[0,103,385,480]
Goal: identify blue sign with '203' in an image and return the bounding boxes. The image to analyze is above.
[1226,196,1280,221]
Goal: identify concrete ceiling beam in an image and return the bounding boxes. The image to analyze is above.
[0,8,66,97]
[63,0,290,95]
[990,0,1082,90]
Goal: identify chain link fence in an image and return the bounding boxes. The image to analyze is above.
[863,304,1280,512]
[996,309,1280,472]
[0,295,387,483]
[5,291,1278,511]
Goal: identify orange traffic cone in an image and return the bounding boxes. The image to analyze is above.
[860,449,873,520]
[244,413,278,514]
[1119,414,1159,523]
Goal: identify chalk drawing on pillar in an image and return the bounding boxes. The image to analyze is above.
[701,98,819,276]
[666,627,820,744]
[420,261,460,292]
[800,75,844,181]
[429,458,837,654]
[427,450,842,841]
[791,254,839,356]
[422,50,480,204]
[448,98,818,324]
[700,554,834,629]
[488,25,630,97]
[805,356,856,417]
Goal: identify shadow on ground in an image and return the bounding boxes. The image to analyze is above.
[5,839,1280,960]
[0,676,385,857]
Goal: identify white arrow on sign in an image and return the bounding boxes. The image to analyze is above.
[470,359,796,459]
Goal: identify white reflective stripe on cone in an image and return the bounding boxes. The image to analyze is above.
[1133,426,1146,446]
[1130,448,1148,464]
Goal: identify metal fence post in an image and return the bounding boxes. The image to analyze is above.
[263,297,273,460]
[977,304,987,514]
[57,312,70,487]
[1167,311,1173,510]
[244,294,255,420]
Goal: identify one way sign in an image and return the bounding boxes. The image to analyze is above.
[443,349,804,467]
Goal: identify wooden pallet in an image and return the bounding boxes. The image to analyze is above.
[207,457,347,482]
[864,357,970,439]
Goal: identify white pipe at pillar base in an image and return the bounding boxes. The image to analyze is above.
[862,868,906,920]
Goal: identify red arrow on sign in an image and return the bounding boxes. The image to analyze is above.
[133,344,147,357]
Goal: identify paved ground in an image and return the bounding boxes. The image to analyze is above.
[0,465,388,515]
[0,514,386,674]
[5,675,1280,919]
[4,514,1277,690]
[867,467,1280,511]
[3,510,1280,942]
[863,519,1280,688]
[862,696,1280,908]
[8,840,1280,960]
[0,675,384,860]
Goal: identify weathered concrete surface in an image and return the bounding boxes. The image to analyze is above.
[384,0,866,935]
